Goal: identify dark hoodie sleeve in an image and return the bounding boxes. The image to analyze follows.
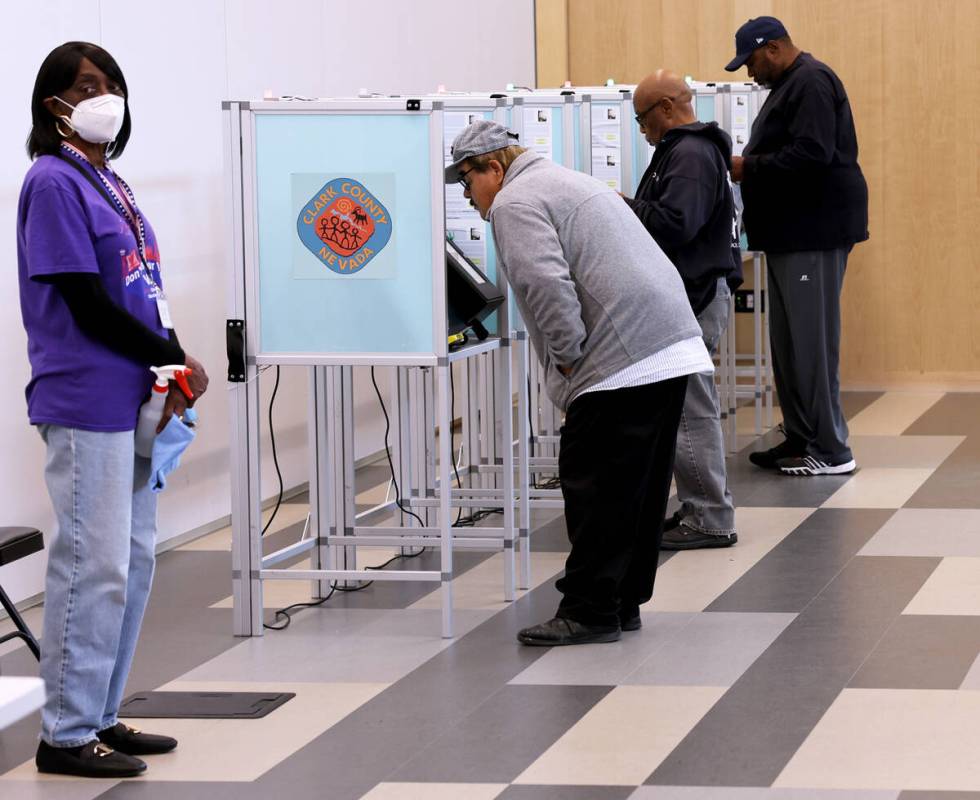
[626,141,720,249]
[39,271,185,367]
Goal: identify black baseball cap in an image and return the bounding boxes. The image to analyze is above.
[725,16,789,72]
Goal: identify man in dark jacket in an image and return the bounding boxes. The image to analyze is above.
[623,69,741,550]
[728,17,868,476]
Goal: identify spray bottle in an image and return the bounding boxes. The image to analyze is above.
[134,365,194,458]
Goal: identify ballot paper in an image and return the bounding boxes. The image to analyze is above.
[591,103,622,190]
[730,93,750,156]
[444,111,488,268]
[523,106,554,161]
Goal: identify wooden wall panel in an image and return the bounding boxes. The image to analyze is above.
[537,0,980,387]
[535,0,570,87]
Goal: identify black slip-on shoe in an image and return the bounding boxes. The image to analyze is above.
[777,455,857,476]
[618,605,641,631]
[749,436,806,469]
[620,614,642,631]
[661,526,738,551]
[517,616,621,646]
[98,722,177,756]
[36,740,147,778]
[662,511,683,533]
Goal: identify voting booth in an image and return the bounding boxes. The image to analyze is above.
[224,98,518,639]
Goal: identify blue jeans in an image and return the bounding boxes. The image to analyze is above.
[37,425,157,747]
[673,278,736,536]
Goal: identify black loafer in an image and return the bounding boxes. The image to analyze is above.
[620,614,642,631]
[518,616,621,646]
[661,526,737,551]
[98,723,177,755]
[663,511,683,532]
[36,740,146,778]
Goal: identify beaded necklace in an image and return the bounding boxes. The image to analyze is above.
[59,142,160,291]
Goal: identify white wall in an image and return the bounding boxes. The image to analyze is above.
[0,0,535,605]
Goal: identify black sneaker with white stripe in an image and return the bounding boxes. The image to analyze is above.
[777,455,857,476]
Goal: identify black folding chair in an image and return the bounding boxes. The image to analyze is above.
[0,527,44,661]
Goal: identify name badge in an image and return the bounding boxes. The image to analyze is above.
[155,293,174,329]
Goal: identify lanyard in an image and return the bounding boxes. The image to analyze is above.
[58,143,159,291]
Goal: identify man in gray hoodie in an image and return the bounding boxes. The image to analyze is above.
[446,120,711,646]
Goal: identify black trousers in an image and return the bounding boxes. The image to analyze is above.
[555,376,688,627]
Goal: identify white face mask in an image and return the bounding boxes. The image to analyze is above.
[55,94,125,144]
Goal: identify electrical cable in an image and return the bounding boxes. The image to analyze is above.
[264,366,426,631]
[449,367,464,526]
[369,367,427,528]
[527,374,560,490]
[261,365,284,536]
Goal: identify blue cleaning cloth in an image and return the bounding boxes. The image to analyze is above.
[148,414,196,493]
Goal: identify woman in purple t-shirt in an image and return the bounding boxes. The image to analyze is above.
[16,42,209,779]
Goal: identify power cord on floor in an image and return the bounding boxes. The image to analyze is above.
[263,367,428,631]
[527,375,561,491]
[261,366,284,536]
[265,365,511,631]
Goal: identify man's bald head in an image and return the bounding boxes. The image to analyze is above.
[633,69,695,145]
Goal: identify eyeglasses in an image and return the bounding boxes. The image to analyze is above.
[457,166,475,190]
[634,93,684,125]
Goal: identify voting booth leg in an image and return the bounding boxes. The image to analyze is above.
[308,366,334,600]
[342,367,359,577]
[495,345,516,602]
[230,369,264,637]
[437,364,455,638]
[465,360,481,489]
[753,253,763,436]
[516,331,532,590]
[423,369,437,526]
[484,354,498,492]
[762,254,774,428]
[396,367,415,533]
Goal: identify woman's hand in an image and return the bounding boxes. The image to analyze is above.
[183,354,209,404]
[156,354,209,432]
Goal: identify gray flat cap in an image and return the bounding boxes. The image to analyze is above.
[445,120,520,184]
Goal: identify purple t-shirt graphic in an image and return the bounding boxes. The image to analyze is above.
[17,155,168,431]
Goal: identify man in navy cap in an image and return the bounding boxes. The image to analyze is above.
[727,17,868,477]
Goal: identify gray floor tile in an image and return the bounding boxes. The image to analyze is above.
[903,394,980,436]
[708,509,895,613]
[647,555,940,787]
[509,613,695,686]
[898,793,980,799]
[631,789,898,799]
[0,782,121,800]
[849,615,980,689]
[184,607,493,684]
[957,651,980,690]
[391,684,612,783]
[246,577,567,800]
[859,509,980,557]
[94,782,278,800]
[849,435,964,470]
[499,786,635,799]
[624,612,796,687]
[729,392,881,509]
[902,395,980,508]
[904,436,980,509]
[726,457,853,508]
[841,391,889,419]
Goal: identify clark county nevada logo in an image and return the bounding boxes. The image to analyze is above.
[296,178,392,275]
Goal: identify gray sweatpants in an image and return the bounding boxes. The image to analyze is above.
[766,248,852,463]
